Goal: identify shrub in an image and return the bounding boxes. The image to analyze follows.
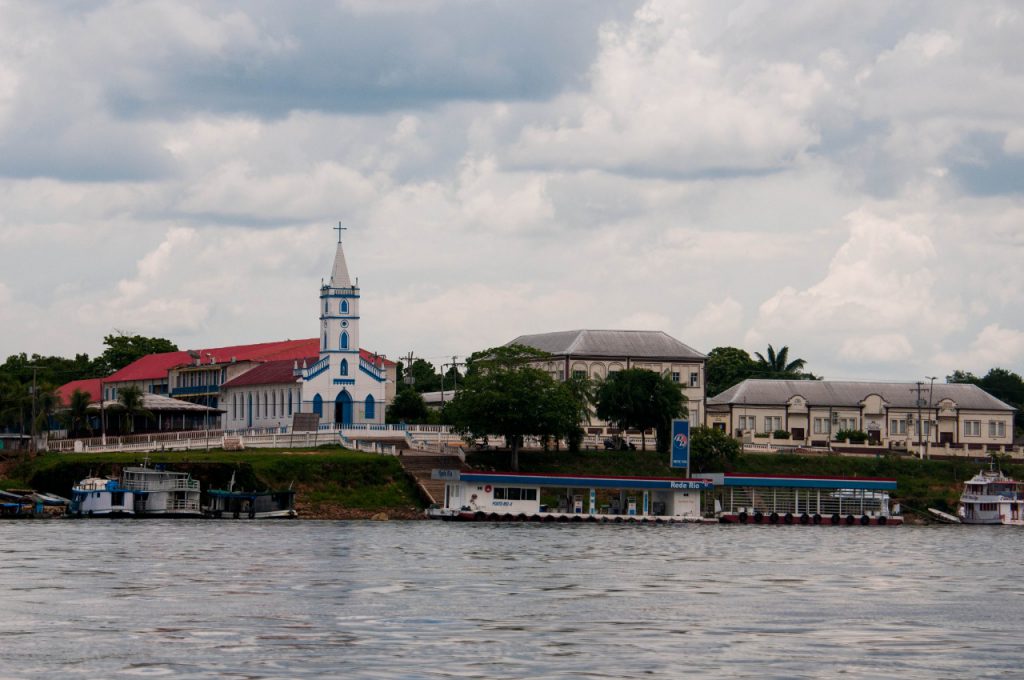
[834,429,868,444]
[754,433,770,439]
[773,429,791,439]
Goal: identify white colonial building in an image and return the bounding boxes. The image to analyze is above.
[707,379,1016,451]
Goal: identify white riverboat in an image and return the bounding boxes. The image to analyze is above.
[69,477,135,517]
[120,465,202,517]
[958,467,1024,526]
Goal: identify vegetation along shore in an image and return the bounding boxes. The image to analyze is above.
[3,443,1017,522]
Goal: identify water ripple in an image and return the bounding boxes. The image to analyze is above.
[2,521,1024,678]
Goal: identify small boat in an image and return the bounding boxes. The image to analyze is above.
[120,463,202,517]
[203,473,297,519]
[928,508,961,524]
[0,489,67,518]
[958,466,1024,526]
[69,477,135,517]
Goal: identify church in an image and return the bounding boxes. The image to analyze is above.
[64,229,394,432]
[218,230,391,428]
[294,233,389,425]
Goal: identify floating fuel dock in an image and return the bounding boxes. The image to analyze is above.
[426,470,902,525]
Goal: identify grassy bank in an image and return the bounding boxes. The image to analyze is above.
[0,446,424,518]
[466,448,1021,517]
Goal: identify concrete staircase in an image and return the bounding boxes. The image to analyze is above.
[399,454,462,505]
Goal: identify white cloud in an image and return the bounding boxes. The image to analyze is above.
[933,324,1024,373]
[508,1,825,175]
[0,0,1022,387]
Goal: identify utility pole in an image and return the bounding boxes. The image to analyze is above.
[925,376,937,453]
[402,351,416,387]
[914,381,925,459]
[28,365,38,455]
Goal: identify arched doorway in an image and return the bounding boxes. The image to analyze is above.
[335,390,353,426]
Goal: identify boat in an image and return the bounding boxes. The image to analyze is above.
[119,463,202,517]
[203,473,297,519]
[928,508,961,524]
[69,477,135,517]
[958,467,1024,525]
[0,489,68,518]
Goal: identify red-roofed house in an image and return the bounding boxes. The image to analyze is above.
[65,233,396,433]
[55,378,102,406]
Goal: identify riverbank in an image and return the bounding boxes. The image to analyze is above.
[0,446,425,519]
[3,445,1014,521]
[464,448,1020,518]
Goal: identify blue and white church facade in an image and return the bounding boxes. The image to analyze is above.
[297,236,388,425]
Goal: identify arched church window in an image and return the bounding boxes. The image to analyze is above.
[340,300,349,314]
[340,331,349,350]
[340,358,349,376]
[365,394,375,420]
[312,394,323,417]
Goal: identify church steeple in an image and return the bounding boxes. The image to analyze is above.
[330,222,352,287]
[330,241,352,288]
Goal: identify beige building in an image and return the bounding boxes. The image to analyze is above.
[707,379,1016,451]
[508,329,707,425]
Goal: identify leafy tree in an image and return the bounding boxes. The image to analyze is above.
[446,345,574,470]
[403,358,443,393]
[753,344,807,377]
[595,368,687,452]
[63,389,95,437]
[946,370,980,384]
[689,426,740,473]
[706,346,757,397]
[386,386,430,424]
[116,385,153,434]
[563,374,595,453]
[96,332,178,375]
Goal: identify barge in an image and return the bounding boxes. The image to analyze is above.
[711,473,903,526]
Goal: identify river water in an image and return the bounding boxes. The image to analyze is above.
[1,520,1022,679]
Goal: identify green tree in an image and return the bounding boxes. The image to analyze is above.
[595,368,687,452]
[116,385,153,434]
[563,374,595,453]
[386,386,430,424]
[96,332,178,375]
[689,425,741,473]
[446,344,574,470]
[705,346,757,397]
[63,389,95,437]
[753,344,807,377]
[404,358,443,393]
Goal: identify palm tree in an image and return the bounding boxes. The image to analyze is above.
[117,385,153,434]
[753,345,807,378]
[63,389,95,437]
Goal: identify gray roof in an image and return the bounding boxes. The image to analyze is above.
[508,330,705,361]
[97,394,225,413]
[708,379,1015,411]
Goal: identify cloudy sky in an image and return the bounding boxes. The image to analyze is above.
[1,0,1022,380]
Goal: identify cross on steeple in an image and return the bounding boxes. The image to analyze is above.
[334,221,347,243]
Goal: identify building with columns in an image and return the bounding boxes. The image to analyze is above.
[706,379,1015,450]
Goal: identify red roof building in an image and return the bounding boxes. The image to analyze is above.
[55,378,102,406]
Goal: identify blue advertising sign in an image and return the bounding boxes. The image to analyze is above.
[670,419,689,469]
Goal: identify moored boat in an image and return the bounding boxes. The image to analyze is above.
[203,473,297,519]
[69,477,135,517]
[120,464,202,517]
[958,467,1024,525]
